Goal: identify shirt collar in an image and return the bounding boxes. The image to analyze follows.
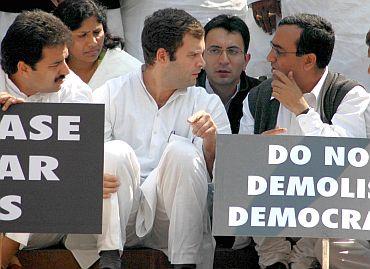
[4,74,28,99]
[309,67,329,100]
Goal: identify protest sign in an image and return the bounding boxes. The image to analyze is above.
[213,134,370,239]
[0,103,104,234]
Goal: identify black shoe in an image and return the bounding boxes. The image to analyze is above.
[309,261,321,269]
[173,264,196,269]
[266,262,287,269]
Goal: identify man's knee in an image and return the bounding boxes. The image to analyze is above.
[163,140,203,170]
[104,140,139,176]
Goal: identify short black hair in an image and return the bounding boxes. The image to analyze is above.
[204,14,250,52]
[366,30,370,47]
[279,13,335,69]
[141,8,204,65]
[1,10,71,75]
[54,0,123,50]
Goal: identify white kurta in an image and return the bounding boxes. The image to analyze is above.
[246,0,370,91]
[93,68,231,268]
[239,68,370,269]
[120,0,247,61]
[1,69,123,269]
[88,48,141,90]
[1,69,91,246]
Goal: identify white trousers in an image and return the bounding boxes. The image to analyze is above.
[114,137,214,268]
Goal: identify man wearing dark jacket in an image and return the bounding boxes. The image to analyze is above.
[197,14,262,134]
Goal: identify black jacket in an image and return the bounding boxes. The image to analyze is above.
[197,70,261,134]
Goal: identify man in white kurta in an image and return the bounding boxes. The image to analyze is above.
[239,13,370,269]
[0,10,122,269]
[94,8,231,269]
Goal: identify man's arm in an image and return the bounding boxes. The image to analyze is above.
[272,70,370,137]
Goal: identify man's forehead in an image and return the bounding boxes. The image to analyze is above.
[39,45,68,62]
[205,28,244,47]
[273,25,302,46]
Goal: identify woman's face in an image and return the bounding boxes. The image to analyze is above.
[69,16,105,64]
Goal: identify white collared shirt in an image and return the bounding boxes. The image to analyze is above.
[0,69,92,103]
[205,78,240,112]
[239,68,370,137]
[93,69,231,178]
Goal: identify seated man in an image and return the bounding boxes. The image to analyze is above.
[93,8,231,269]
[0,10,122,269]
[240,13,370,269]
[197,14,262,134]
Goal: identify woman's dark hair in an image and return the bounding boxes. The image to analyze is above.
[53,0,124,49]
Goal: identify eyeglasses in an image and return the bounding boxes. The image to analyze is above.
[270,41,298,57]
[205,47,245,57]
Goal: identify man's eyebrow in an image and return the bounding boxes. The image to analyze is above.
[208,45,222,48]
[271,41,283,50]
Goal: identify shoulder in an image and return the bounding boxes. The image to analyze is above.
[105,48,142,68]
[59,71,92,103]
[93,70,139,102]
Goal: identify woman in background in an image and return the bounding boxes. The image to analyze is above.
[54,0,141,90]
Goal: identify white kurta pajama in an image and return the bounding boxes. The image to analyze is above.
[62,48,141,268]
[0,69,123,269]
[239,68,370,269]
[93,68,231,268]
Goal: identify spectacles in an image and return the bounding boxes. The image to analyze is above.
[270,41,297,57]
[205,47,245,57]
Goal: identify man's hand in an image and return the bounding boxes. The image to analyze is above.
[0,92,24,111]
[251,0,281,35]
[262,127,287,136]
[188,110,217,176]
[103,173,120,199]
[271,70,309,116]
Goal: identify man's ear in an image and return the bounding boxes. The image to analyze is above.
[303,53,317,71]
[244,53,251,70]
[17,61,32,77]
[156,48,169,64]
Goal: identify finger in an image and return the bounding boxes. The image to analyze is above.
[2,97,16,111]
[195,120,215,138]
[268,12,277,32]
[103,193,111,199]
[187,110,205,123]
[103,174,119,182]
[272,70,291,85]
[261,8,272,34]
[103,180,120,188]
[103,185,119,193]
[271,79,285,90]
[288,71,297,85]
[262,128,287,136]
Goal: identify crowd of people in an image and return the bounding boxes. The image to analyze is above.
[0,1,370,269]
